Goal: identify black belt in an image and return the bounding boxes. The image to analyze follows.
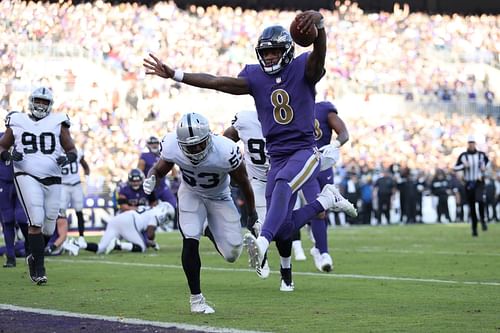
[63,181,81,186]
[252,177,267,183]
[14,172,61,186]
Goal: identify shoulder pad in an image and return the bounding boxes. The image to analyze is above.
[4,111,21,127]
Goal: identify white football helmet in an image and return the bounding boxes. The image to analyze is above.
[176,113,212,164]
[29,87,54,119]
[152,201,175,227]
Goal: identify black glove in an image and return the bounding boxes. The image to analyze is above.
[1,148,23,162]
[57,151,77,166]
[11,148,24,161]
[246,209,259,233]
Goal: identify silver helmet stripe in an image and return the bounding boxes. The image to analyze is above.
[187,113,194,137]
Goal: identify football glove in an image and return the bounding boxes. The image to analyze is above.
[1,148,24,162]
[319,142,340,171]
[143,175,156,195]
[56,152,77,166]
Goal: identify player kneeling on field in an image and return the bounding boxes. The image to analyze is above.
[74,202,174,254]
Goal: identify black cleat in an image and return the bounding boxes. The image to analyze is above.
[3,256,16,268]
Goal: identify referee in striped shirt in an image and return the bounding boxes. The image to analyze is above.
[454,135,489,236]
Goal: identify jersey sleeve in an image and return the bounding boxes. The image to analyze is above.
[4,111,20,128]
[218,136,243,172]
[159,133,177,163]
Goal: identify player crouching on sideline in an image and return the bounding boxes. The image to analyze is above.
[73,202,175,255]
[144,112,257,314]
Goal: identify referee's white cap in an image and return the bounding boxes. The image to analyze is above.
[467,135,476,143]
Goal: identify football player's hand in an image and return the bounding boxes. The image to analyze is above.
[143,53,174,79]
[296,10,323,32]
[319,144,340,171]
[246,209,260,236]
[143,175,156,195]
[56,156,69,166]
[9,147,24,162]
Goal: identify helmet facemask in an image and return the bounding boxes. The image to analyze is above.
[176,113,212,164]
[29,87,54,119]
[255,26,295,75]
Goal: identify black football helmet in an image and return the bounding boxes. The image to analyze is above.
[146,136,160,153]
[128,168,145,190]
[255,25,295,75]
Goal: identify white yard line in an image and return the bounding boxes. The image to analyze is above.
[0,304,270,333]
[51,258,500,286]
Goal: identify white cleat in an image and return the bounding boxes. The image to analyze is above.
[76,236,87,248]
[62,240,79,256]
[243,233,265,275]
[256,255,270,279]
[310,247,323,272]
[320,253,333,273]
[105,238,118,255]
[280,279,295,292]
[317,184,358,217]
[190,294,215,314]
[292,240,306,261]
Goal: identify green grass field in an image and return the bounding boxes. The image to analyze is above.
[1,223,499,333]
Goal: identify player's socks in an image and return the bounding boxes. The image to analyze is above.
[28,233,45,276]
[182,238,201,295]
[260,180,292,241]
[1,221,16,259]
[311,218,328,254]
[76,211,85,236]
[85,242,98,252]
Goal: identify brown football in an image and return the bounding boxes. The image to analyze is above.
[289,16,318,47]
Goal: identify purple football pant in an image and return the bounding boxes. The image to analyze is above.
[261,149,322,242]
[0,180,28,258]
[301,168,334,254]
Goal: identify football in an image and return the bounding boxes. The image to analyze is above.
[289,16,318,47]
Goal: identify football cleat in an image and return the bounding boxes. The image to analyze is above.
[190,294,215,314]
[243,233,266,275]
[310,247,323,272]
[320,253,333,273]
[3,256,16,268]
[33,275,47,286]
[279,266,294,292]
[105,238,118,255]
[317,184,358,217]
[77,236,88,248]
[292,240,306,261]
[256,252,270,279]
[62,240,80,256]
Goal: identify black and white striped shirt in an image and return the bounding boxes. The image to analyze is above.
[454,150,489,182]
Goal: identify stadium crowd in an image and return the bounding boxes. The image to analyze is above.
[0,1,498,216]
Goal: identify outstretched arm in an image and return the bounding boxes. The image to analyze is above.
[229,162,255,215]
[300,10,327,83]
[328,112,349,147]
[143,53,250,95]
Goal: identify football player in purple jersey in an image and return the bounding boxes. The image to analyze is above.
[144,11,356,291]
[0,132,28,267]
[300,101,350,273]
[117,168,156,212]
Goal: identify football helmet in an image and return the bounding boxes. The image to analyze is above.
[152,201,175,227]
[146,136,160,153]
[255,25,295,75]
[128,168,145,190]
[176,113,212,164]
[29,87,54,119]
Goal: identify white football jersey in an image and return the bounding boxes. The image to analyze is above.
[129,206,165,231]
[231,111,269,182]
[61,149,84,185]
[160,133,242,200]
[6,111,69,178]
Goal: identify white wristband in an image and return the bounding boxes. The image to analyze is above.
[332,139,341,148]
[173,69,184,82]
[315,18,325,30]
